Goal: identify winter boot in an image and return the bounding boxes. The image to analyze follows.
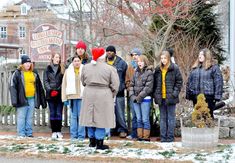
[137,128,143,141]
[142,129,150,141]
[96,139,109,150]
[89,138,96,147]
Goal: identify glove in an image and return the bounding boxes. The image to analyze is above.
[50,90,58,97]
[215,101,225,110]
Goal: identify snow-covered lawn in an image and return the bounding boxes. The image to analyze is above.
[0,135,234,163]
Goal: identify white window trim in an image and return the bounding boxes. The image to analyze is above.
[0,26,7,39]
[19,49,26,59]
[20,4,28,15]
[19,26,26,39]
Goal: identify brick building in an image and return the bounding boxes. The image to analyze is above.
[0,0,83,63]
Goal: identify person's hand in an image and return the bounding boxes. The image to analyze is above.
[50,90,58,97]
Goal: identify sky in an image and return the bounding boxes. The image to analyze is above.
[0,0,20,9]
[0,0,67,9]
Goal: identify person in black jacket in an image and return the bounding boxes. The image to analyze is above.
[129,55,154,141]
[186,48,223,118]
[106,45,128,138]
[153,50,183,142]
[10,55,47,137]
[43,52,64,139]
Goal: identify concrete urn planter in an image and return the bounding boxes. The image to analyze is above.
[180,118,220,148]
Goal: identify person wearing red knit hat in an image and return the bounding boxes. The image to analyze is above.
[66,40,90,68]
[76,40,87,51]
[75,40,89,64]
[79,47,119,150]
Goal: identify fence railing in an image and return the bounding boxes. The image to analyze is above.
[0,62,132,132]
[0,62,71,132]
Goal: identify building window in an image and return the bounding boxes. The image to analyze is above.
[19,26,26,38]
[19,49,26,58]
[21,4,28,15]
[0,26,7,38]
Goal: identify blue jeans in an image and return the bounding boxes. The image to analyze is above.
[159,100,176,142]
[48,100,63,120]
[133,101,151,130]
[115,97,128,133]
[105,128,111,137]
[17,98,35,137]
[87,127,105,140]
[129,99,137,138]
[70,99,85,140]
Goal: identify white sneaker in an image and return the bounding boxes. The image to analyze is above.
[126,135,133,139]
[57,132,63,139]
[51,132,57,139]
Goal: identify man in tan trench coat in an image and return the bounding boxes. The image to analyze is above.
[79,47,119,150]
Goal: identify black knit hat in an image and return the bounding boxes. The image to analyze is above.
[166,48,174,57]
[21,55,31,64]
[106,45,116,54]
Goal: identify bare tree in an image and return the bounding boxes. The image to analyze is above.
[103,0,195,59]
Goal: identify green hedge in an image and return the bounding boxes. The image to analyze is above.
[0,105,16,115]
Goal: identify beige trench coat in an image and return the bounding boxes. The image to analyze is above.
[79,61,119,128]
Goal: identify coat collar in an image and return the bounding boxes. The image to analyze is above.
[156,63,175,72]
[47,64,61,74]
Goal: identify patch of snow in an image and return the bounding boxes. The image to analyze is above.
[0,136,234,162]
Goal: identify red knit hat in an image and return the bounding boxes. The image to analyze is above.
[91,47,105,64]
[76,40,87,51]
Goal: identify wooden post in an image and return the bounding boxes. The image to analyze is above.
[0,112,2,125]
[42,107,46,126]
[36,109,40,126]
[0,72,3,105]
[4,113,7,125]
[3,71,8,105]
[63,106,68,127]
[9,112,14,125]
[126,92,131,132]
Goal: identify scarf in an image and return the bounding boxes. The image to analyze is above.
[66,64,83,95]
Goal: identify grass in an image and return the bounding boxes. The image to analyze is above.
[158,150,176,158]
[194,153,207,161]
[0,137,233,163]
[62,147,71,154]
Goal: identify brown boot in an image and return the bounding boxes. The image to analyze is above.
[143,129,150,141]
[137,128,143,140]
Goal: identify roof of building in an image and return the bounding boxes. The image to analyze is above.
[16,0,47,9]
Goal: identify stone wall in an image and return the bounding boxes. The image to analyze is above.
[175,116,235,139]
[219,116,235,138]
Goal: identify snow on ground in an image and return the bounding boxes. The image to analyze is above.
[0,135,234,163]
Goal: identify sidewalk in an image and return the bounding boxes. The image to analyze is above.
[0,131,234,144]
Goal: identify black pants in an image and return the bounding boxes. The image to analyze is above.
[50,120,62,132]
[192,95,215,119]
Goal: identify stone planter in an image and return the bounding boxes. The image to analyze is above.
[180,118,220,148]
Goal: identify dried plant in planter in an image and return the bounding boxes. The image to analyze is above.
[191,94,215,128]
[181,94,220,148]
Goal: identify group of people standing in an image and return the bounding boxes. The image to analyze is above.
[9,40,223,150]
